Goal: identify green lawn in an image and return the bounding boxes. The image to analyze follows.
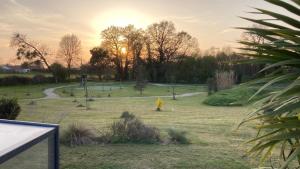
[203,85,275,106]
[0,72,52,78]
[11,82,262,168]
[0,83,67,99]
[55,82,206,98]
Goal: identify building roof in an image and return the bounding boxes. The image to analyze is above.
[0,120,56,160]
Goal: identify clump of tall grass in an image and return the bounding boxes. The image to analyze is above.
[215,70,235,90]
[61,123,96,146]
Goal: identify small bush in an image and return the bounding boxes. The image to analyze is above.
[102,113,160,144]
[120,111,135,119]
[0,75,53,86]
[207,77,217,95]
[28,100,36,105]
[50,62,68,82]
[110,118,160,144]
[0,98,21,120]
[0,76,31,86]
[87,98,94,102]
[203,85,270,106]
[77,104,85,107]
[167,129,190,144]
[61,123,96,146]
[215,71,235,90]
[32,75,49,84]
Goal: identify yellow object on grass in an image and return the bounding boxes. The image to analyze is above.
[156,97,163,111]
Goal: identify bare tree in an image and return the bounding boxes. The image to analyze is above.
[101,26,125,80]
[10,33,51,70]
[241,24,266,46]
[146,21,198,81]
[58,34,81,76]
[101,25,144,80]
[128,28,145,80]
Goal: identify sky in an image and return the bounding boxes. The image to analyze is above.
[0,0,286,64]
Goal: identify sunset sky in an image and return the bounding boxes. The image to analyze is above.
[0,0,285,64]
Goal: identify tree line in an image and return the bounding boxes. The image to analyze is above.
[10,20,261,84]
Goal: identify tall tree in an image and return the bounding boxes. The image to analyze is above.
[135,57,146,95]
[240,24,267,46]
[146,21,198,81]
[101,25,144,80]
[128,28,145,79]
[58,34,81,76]
[10,33,51,70]
[101,26,125,80]
[89,47,111,80]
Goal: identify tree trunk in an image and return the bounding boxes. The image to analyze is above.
[172,86,176,100]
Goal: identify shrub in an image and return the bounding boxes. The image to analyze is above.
[206,77,217,95]
[0,98,21,120]
[215,70,235,91]
[0,75,53,86]
[120,111,135,119]
[239,1,300,167]
[203,85,270,106]
[50,63,68,82]
[32,74,50,84]
[167,128,190,144]
[0,76,31,86]
[107,114,160,144]
[61,123,96,146]
[28,100,36,105]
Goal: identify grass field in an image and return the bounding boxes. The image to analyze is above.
[0,83,68,99]
[2,81,264,169]
[56,82,206,98]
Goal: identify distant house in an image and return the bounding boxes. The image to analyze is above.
[0,65,31,73]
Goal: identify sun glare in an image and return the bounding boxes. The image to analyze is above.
[92,8,151,30]
[91,8,152,45]
[121,47,127,54]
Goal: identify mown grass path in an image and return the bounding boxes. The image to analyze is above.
[41,84,204,100]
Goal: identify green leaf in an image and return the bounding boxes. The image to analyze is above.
[259,60,300,72]
[249,73,298,101]
[255,8,300,29]
[265,0,300,16]
[280,147,300,169]
[291,0,300,6]
[239,17,289,29]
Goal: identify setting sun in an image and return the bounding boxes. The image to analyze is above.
[121,47,127,54]
[90,8,152,46]
[91,8,152,29]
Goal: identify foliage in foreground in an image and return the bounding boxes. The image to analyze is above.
[61,123,96,146]
[108,114,161,144]
[0,98,21,120]
[203,86,268,106]
[239,0,300,168]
